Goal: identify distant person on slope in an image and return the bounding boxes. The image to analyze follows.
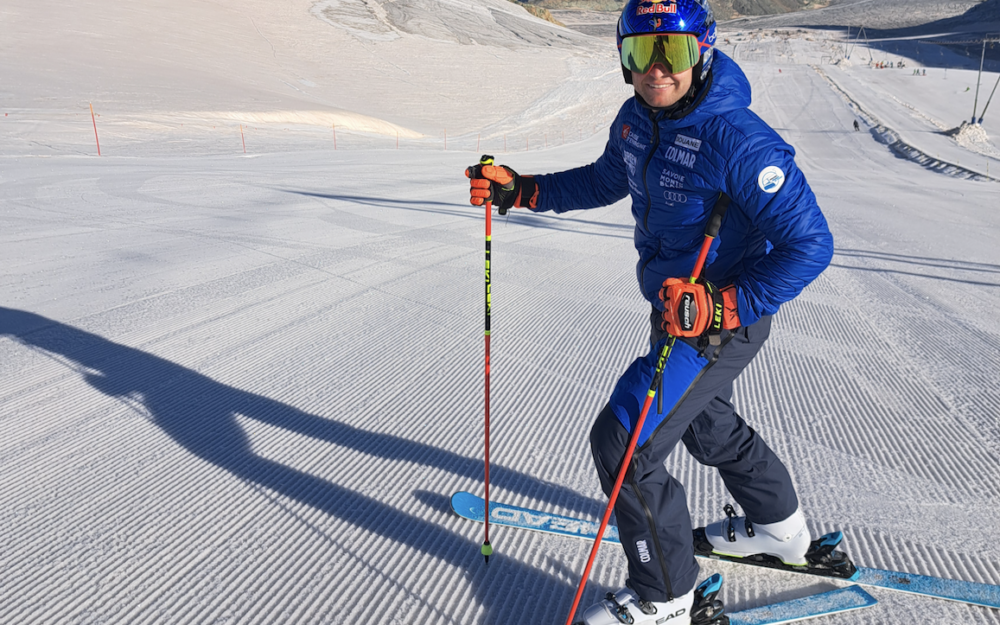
[466,1,838,623]
[854,119,861,131]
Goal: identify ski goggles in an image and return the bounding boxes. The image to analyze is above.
[620,34,701,75]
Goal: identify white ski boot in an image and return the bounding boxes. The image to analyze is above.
[703,504,810,566]
[577,574,727,625]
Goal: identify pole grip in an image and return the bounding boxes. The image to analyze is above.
[705,213,723,238]
[689,195,730,282]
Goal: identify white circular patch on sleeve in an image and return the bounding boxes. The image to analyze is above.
[757,166,785,194]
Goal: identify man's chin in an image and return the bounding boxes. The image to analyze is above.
[640,90,680,107]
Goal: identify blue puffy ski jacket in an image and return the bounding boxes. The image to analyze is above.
[532,51,833,326]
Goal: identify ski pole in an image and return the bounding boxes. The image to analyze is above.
[563,207,726,625]
[469,154,496,564]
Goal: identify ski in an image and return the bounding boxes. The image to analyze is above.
[729,587,876,625]
[451,491,1000,610]
[576,586,875,625]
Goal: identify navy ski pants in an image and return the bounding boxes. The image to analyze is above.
[589,312,799,603]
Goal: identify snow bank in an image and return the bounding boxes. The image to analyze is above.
[948,121,1000,158]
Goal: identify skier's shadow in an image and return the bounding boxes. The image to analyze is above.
[0,307,609,623]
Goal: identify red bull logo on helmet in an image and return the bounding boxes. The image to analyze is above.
[636,2,677,15]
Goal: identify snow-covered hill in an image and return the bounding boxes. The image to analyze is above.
[0,0,615,147]
[723,0,991,30]
[1,0,999,624]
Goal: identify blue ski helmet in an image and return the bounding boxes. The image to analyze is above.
[616,0,717,85]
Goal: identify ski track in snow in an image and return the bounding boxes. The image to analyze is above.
[2,0,1000,624]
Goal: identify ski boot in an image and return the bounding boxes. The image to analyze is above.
[694,504,858,579]
[701,504,811,566]
[576,573,729,625]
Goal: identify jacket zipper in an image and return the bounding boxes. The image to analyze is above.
[638,110,661,303]
[641,110,660,231]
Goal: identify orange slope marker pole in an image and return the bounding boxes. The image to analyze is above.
[89,103,101,156]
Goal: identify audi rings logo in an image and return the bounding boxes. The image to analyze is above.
[663,191,687,205]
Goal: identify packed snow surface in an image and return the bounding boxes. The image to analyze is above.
[1,0,999,624]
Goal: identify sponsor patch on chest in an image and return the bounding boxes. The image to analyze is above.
[674,134,702,152]
[664,145,697,169]
[623,129,646,150]
[622,150,638,176]
[659,169,686,189]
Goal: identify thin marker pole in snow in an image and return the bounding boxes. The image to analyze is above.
[333,124,337,150]
[89,103,101,156]
[240,124,246,153]
[563,201,730,625]
[477,133,481,152]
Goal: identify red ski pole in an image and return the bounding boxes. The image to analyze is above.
[563,208,726,625]
[471,155,497,563]
[483,197,493,563]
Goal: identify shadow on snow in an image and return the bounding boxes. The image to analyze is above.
[278,189,635,241]
[832,247,1000,287]
[0,306,614,624]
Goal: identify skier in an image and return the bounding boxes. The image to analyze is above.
[466,0,836,623]
[854,119,860,131]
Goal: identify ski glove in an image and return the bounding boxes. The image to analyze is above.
[659,278,741,339]
[466,162,538,213]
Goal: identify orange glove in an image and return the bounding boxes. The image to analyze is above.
[466,162,538,213]
[659,279,740,338]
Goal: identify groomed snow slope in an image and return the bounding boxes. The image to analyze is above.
[2,1,1000,624]
[717,28,1000,176]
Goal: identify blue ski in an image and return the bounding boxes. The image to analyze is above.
[451,491,1000,610]
[729,587,875,625]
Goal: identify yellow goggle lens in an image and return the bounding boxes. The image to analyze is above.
[621,34,700,75]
